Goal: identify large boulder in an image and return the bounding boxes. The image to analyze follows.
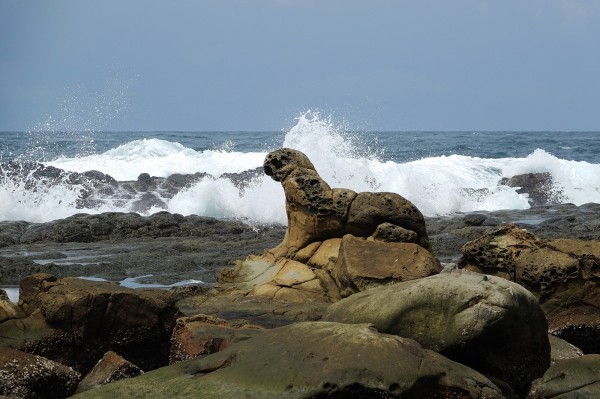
[549,335,583,364]
[2,275,180,374]
[459,224,600,353]
[528,354,600,399]
[324,269,550,395]
[0,347,81,399]
[332,234,441,297]
[71,321,504,399]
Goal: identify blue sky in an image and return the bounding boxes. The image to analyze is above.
[1,0,599,131]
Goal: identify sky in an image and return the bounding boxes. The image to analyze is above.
[1,0,599,132]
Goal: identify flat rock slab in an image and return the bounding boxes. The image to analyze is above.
[72,321,504,399]
[176,290,326,328]
[529,354,600,399]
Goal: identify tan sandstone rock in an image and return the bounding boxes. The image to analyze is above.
[459,224,600,354]
[0,290,24,323]
[217,149,437,303]
[332,234,441,297]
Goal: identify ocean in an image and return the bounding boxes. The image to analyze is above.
[1,112,599,224]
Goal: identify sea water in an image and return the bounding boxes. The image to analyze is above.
[1,111,599,223]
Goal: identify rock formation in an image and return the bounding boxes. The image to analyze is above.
[324,269,551,395]
[459,224,600,354]
[219,148,440,302]
[70,322,505,399]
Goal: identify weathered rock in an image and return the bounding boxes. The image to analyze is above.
[220,254,337,303]
[71,322,504,399]
[370,222,419,243]
[332,234,441,297]
[76,351,143,394]
[346,192,431,250]
[459,224,600,353]
[528,354,600,399]
[0,348,81,399]
[324,269,550,395]
[549,335,584,364]
[263,148,429,257]
[169,314,264,363]
[7,276,180,374]
[219,149,435,302]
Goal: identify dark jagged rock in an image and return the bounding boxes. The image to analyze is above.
[499,172,564,207]
[221,166,264,191]
[0,347,81,399]
[2,275,180,375]
[0,161,266,212]
[16,212,255,244]
[161,172,208,195]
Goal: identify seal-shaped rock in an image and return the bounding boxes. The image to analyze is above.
[263,148,430,257]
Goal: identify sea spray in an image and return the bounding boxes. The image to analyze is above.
[1,113,600,223]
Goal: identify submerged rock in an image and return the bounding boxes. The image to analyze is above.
[71,322,504,399]
[499,172,564,207]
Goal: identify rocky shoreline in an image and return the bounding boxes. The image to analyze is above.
[1,203,598,287]
[1,149,600,398]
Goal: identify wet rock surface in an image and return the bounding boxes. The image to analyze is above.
[0,213,285,285]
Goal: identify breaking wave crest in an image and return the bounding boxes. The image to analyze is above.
[1,111,599,223]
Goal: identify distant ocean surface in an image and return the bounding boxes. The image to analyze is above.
[1,112,599,223]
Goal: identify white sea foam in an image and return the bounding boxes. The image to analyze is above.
[2,112,600,223]
[47,138,265,181]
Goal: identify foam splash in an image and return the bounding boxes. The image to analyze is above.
[47,139,266,181]
[2,112,600,223]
